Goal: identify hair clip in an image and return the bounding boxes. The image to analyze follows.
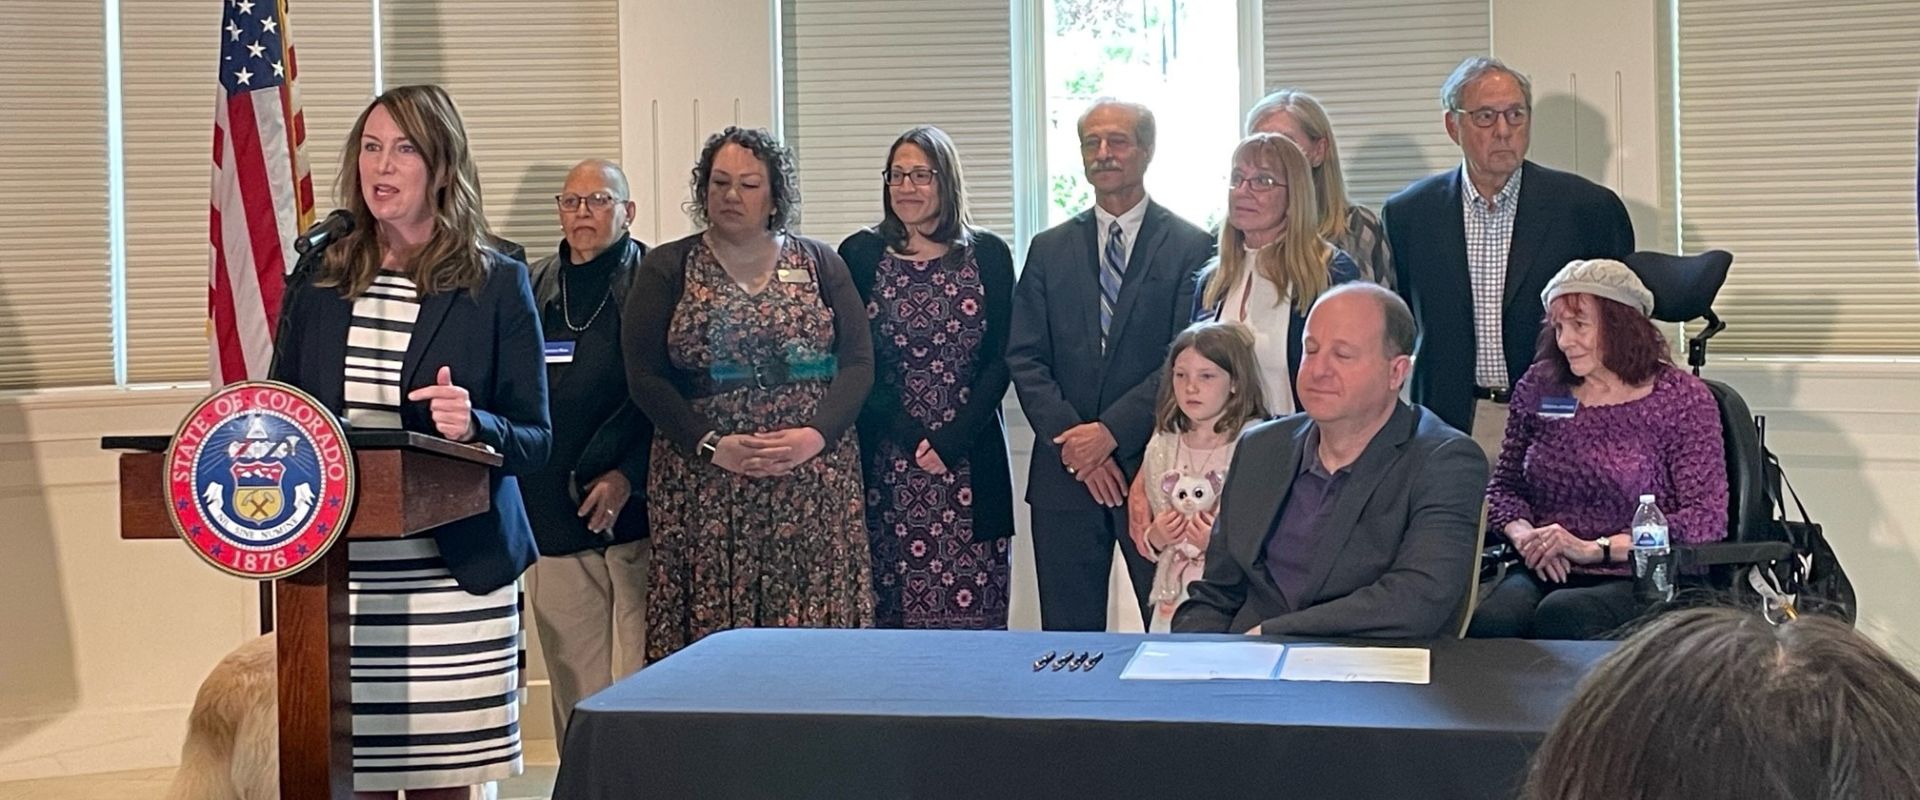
[1078,651,1105,671]
[1033,651,1056,671]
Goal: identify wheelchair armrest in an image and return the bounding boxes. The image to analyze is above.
[1675,540,1793,569]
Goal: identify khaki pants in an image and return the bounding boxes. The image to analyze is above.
[528,538,650,738]
[1471,398,1511,463]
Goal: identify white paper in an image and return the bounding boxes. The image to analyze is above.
[1119,641,1287,681]
[1276,646,1430,684]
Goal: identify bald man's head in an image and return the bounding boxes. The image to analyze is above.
[1297,283,1415,427]
[557,159,635,262]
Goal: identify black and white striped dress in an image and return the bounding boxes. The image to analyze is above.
[343,270,523,791]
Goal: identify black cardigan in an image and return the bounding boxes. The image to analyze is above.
[523,236,653,555]
[838,227,1016,542]
[621,232,874,452]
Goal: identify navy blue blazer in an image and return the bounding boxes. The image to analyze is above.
[1007,200,1214,510]
[1193,248,1362,401]
[1381,160,1633,433]
[270,251,552,595]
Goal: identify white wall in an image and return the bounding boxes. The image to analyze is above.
[617,0,779,246]
[1493,0,1668,248]
[0,389,254,782]
[1712,361,1920,661]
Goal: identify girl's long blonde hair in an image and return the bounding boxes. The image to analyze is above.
[1202,133,1333,315]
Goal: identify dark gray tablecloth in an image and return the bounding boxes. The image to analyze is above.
[553,629,1614,799]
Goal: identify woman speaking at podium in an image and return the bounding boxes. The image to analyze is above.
[270,84,550,799]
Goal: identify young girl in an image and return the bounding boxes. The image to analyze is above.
[1127,322,1271,632]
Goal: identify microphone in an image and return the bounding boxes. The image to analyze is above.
[293,209,354,256]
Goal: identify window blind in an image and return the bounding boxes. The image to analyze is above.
[0,1,113,389]
[118,0,376,384]
[381,0,623,256]
[1677,0,1920,355]
[1261,0,1490,209]
[781,0,1016,245]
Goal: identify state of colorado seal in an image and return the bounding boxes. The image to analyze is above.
[165,381,355,579]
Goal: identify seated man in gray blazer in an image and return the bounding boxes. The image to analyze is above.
[1173,283,1488,638]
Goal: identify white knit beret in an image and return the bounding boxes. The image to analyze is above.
[1542,258,1655,317]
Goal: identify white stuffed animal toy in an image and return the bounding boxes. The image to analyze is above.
[1149,469,1225,625]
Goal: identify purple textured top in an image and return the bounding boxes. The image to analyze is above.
[1486,362,1729,576]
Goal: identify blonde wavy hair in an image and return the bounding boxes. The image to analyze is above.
[317,84,492,298]
[1203,133,1332,315]
[1246,89,1353,244]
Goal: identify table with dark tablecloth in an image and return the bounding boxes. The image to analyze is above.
[553,629,1614,799]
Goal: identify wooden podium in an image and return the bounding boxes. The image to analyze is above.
[105,430,501,800]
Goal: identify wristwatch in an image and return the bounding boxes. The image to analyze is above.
[1597,537,1612,564]
[697,431,721,459]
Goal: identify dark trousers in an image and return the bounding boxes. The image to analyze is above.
[1030,507,1154,631]
[1467,570,1642,640]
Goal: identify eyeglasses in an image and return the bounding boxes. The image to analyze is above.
[555,192,621,212]
[1454,106,1531,128]
[1228,173,1285,193]
[882,168,939,187]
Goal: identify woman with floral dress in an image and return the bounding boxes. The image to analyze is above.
[839,126,1016,629]
[622,127,875,660]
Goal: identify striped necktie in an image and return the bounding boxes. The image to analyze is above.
[1100,220,1125,349]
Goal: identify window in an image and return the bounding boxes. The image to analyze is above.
[1674,0,1920,356]
[382,0,622,251]
[781,0,1016,245]
[0,1,620,391]
[118,0,375,385]
[1260,0,1490,210]
[0,1,112,389]
[1044,0,1240,229]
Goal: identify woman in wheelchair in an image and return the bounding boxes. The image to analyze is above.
[1469,259,1728,640]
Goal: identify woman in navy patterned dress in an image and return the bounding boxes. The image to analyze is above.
[839,126,1016,629]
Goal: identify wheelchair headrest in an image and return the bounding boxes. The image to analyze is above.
[1621,250,1731,324]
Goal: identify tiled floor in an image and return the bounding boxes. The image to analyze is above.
[0,739,560,800]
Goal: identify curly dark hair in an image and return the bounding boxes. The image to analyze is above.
[685,126,800,232]
[1536,292,1671,387]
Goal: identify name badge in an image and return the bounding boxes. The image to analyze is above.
[1538,395,1578,419]
[545,340,576,364]
[776,267,812,285]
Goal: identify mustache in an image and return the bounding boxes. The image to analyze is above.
[1090,160,1122,172]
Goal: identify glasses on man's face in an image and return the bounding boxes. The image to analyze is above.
[1228,173,1284,193]
[1456,106,1531,129]
[882,168,939,187]
[555,192,620,212]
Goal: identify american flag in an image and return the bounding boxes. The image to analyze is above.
[209,0,313,384]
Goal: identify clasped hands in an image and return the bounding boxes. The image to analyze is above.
[710,428,828,477]
[1509,521,1608,583]
[1055,422,1124,507]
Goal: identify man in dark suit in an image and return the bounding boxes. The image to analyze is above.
[1008,98,1214,631]
[1174,284,1487,638]
[1383,56,1634,452]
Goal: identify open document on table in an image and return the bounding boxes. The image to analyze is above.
[1277,646,1430,684]
[1119,641,1431,684]
[1119,642,1287,680]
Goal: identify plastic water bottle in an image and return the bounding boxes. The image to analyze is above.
[1631,494,1675,603]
